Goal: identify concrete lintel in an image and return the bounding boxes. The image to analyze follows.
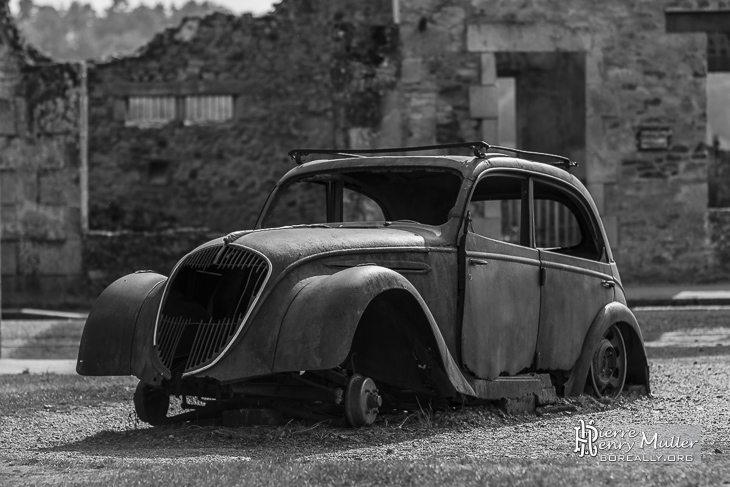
[467,23,592,52]
[665,8,730,33]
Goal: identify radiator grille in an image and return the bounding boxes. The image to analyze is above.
[155,245,269,374]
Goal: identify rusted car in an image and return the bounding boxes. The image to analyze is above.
[77,141,650,427]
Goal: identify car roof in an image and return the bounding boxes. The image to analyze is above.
[282,153,589,197]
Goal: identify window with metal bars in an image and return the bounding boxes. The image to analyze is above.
[125,96,176,127]
[184,95,234,125]
[533,199,581,249]
[533,178,604,261]
[468,175,601,260]
[470,196,581,248]
[124,94,236,128]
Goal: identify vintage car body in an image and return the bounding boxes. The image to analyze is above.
[77,142,650,427]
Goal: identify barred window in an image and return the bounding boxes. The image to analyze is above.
[534,199,581,249]
[126,96,176,127]
[184,95,234,125]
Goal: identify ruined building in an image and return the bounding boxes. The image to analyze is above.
[0,0,729,305]
[0,1,84,306]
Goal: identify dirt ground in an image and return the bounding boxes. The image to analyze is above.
[0,308,729,486]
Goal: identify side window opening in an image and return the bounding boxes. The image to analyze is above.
[468,174,526,246]
[533,179,604,261]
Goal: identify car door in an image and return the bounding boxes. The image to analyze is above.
[533,177,615,371]
[461,173,541,380]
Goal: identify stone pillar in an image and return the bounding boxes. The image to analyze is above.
[79,61,89,233]
[471,53,499,142]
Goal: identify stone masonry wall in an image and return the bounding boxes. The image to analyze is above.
[0,1,85,307]
[89,0,716,283]
[87,0,398,235]
[397,0,709,283]
[4,0,720,298]
[82,229,216,297]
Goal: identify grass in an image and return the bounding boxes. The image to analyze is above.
[0,319,84,359]
[0,374,136,415]
[634,308,730,342]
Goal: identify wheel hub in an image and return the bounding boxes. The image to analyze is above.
[592,339,617,388]
[344,374,382,427]
[589,324,627,399]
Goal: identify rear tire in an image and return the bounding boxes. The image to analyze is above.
[590,324,627,399]
[133,382,169,426]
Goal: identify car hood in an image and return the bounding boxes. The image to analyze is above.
[223,226,429,267]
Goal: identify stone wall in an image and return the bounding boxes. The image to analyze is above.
[82,229,215,297]
[397,0,710,283]
[87,0,398,234]
[0,1,85,307]
[81,0,725,283]
[2,0,725,299]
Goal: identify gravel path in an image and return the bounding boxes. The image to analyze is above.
[1,352,728,486]
[4,303,730,486]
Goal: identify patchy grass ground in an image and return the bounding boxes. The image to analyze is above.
[1,309,729,486]
[0,320,84,359]
[634,307,730,342]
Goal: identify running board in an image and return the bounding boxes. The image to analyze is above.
[467,374,549,400]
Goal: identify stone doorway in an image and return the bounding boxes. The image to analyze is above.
[495,52,587,182]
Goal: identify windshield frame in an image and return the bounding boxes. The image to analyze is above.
[255,164,467,231]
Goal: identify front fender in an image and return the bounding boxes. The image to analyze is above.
[77,272,166,376]
[273,265,476,396]
[564,301,650,396]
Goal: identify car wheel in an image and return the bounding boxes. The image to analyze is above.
[344,374,382,427]
[133,381,169,426]
[589,324,627,399]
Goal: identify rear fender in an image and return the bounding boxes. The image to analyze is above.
[564,301,650,396]
[77,272,166,376]
[274,265,476,396]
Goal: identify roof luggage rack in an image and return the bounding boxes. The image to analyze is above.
[288,141,577,170]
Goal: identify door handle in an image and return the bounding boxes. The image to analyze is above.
[469,258,489,266]
[601,280,615,289]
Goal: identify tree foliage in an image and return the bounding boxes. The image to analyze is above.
[15,1,232,61]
